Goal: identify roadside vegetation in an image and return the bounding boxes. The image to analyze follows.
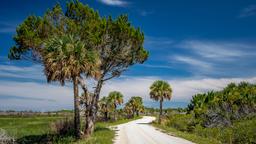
[0,94,144,143]
[153,82,256,144]
[0,111,142,143]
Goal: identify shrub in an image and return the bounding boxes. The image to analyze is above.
[50,118,74,136]
[231,119,256,144]
[166,114,193,132]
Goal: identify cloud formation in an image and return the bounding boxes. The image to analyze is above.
[177,40,255,60]
[239,5,256,18]
[0,80,73,111]
[0,62,256,110]
[98,0,128,7]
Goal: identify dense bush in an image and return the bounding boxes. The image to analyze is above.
[165,114,193,132]
[188,82,256,127]
[162,82,256,143]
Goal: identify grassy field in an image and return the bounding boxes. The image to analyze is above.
[0,115,141,144]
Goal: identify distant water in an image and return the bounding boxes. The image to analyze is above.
[143,100,188,108]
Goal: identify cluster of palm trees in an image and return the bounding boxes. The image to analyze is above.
[99,91,124,121]
[124,96,144,118]
[99,92,145,120]
[98,79,174,124]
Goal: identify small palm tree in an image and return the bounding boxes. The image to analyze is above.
[108,91,123,120]
[124,102,134,118]
[129,96,144,117]
[43,34,100,138]
[149,80,172,124]
[99,96,111,121]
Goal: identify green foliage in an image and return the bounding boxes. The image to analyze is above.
[187,82,256,127]
[149,80,172,123]
[99,91,124,120]
[8,0,149,138]
[9,0,149,76]
[124,96,144,118]
[43,34,100,85]
[165,114,193,132]
[155,82,256,144]
[108,91,124,108]
[149,80,172,101]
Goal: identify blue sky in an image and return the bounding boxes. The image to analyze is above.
[1,0,256,111]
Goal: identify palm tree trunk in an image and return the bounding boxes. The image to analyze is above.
[104,111,108,121]
[73,76,81,138]
[159,98,163,124]
[114,104,117,121]
[84,113,94,136]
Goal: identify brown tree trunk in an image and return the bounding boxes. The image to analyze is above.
[159,98,163,124]
[104,111,108,121]
[84,78,103,136]
[84,114,94,136]
[73,76,81,138]
[114,104,117,121]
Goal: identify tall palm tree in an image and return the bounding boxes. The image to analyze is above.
[108,91,123,120]
[43,34,100,138]
[149,80,172,124]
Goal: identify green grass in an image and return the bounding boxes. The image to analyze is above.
[152,123,221,144]
[0,116,64,139]
[0,115,142,144]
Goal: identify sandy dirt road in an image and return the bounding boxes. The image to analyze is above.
[113,116,194,144]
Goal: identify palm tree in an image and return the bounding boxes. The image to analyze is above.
[129,96,144,117]
[99,96,111,121]
[149,80,172,124]
[43,34,100,138]
[108,91,123,120]
[124,102,133,118]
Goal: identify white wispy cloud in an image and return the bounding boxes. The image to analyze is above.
[98,0,128,7]
[169,39,256,77]
[0,64,45,81]
[177,40,255,60]
[239,5,256,18]
[174,56,212,69]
